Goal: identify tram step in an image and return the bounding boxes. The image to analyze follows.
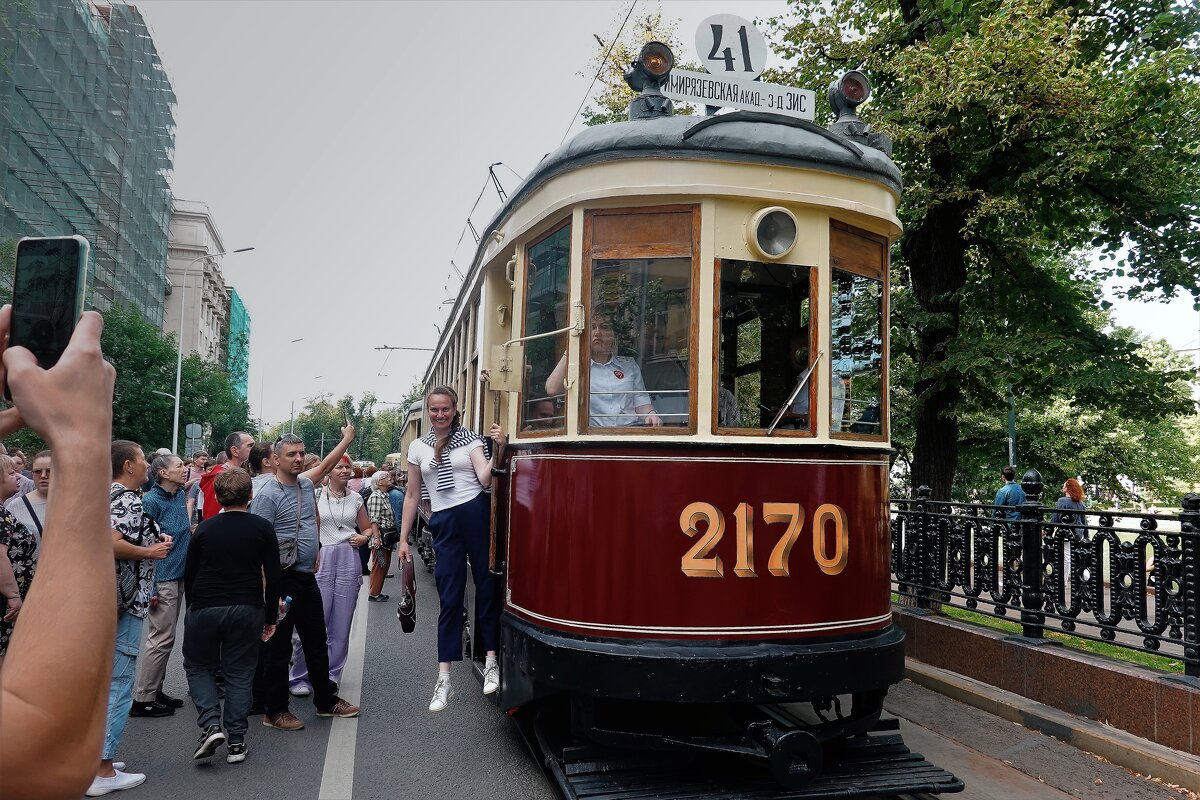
[555,733,964,799]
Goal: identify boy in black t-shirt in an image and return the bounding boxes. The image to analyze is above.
[182,468,280,765]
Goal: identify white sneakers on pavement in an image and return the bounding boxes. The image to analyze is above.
[429,674,453,712]
[483,663,500,695]
[85,770,146,796]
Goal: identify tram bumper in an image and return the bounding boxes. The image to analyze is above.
[500,612,905,710]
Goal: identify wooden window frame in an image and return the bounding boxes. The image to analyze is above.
[518,217,572,439]
[711,259,820,437]
[581,205,700,437]
[828,220,889,442]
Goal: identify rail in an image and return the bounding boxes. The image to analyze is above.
[890,473,1200,677]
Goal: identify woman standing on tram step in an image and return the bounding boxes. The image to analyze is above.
[289,455,377,697]
[398,382,506,712]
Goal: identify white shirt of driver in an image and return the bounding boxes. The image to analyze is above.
[791,374,847,431]
[589,356,652,427]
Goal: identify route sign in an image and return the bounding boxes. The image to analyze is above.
[663,68,816,121]
[696,15,769,80]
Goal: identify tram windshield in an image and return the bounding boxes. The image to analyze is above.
[831,269,884,435]
[584,257,692,429]
[521,223,570,433]
[716,260,818,433]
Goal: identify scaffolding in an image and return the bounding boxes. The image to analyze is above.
[0,0,177,326]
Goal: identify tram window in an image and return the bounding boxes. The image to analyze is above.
[521,223,570,434]
[576,257,692,430]
[716,260,816,433]
[830,269,884,437]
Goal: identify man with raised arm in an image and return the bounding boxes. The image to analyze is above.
[251,433,360,731]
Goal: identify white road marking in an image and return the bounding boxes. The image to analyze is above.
[318,584,369,800]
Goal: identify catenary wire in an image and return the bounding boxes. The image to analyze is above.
[558,0,637,147]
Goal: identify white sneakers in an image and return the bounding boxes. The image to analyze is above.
[483,663,500,695]
[85,770,146,796]
[428,662,500,711]
[429,674,453,712]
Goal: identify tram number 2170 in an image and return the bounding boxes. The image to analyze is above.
[679,502,849,579]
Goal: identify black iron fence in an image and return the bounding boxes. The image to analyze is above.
[890,472,1200,677]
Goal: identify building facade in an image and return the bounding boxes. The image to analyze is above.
[164,199,229,363]
[227,289,250,399]
[0,0,177,324]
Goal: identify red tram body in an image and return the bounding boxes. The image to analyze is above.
[407,50,961,794]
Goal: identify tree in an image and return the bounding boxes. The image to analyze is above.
[764,0,1200,498]
[99,305,252,452]
[581,9,697,126]
[892,330,1200,503]
[0,239,14,305]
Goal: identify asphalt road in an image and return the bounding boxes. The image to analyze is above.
[104,563,1189,800]
[110,563,554,800]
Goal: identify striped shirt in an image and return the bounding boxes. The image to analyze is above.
[408,428,485,512]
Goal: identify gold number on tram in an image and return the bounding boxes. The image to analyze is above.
[763,502,805,577]
[679,501,849,578]
[679,501,725,578]
[733,502,756,577]
[812,503,849,576]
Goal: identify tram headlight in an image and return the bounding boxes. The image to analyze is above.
[748,207,799,259]
[828,70,872,119]
[625,41,674,92]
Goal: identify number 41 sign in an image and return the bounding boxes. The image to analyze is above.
[663,14,815,121]
[696,15,769,79]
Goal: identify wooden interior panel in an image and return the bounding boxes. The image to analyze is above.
[830,222,885,281]
[591,209,693,253]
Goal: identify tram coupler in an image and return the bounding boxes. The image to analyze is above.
[747,721,823,788]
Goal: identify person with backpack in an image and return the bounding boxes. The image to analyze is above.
[89,441,172,797]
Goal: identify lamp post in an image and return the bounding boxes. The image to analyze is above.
[171,246,254,454]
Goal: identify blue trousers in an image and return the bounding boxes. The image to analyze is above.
[430,491,499,663]
[102,612,142,760]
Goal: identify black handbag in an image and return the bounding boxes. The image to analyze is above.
[396,555,416,633]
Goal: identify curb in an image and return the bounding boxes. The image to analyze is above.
[905,657,1200,793]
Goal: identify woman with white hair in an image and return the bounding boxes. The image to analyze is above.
[365,470,397,602]
[288,455,377,697]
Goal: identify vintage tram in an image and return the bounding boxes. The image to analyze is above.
[411,43,959,797]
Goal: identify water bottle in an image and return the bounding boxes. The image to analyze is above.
[278,595,293,623]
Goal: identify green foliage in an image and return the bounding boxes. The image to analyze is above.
[0,239,14,306]
[100,305,252,452]
[581,9,697,127]
[267,382,425,466]
[764,0,1200,498]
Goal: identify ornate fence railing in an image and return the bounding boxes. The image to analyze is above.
[890,472,1200,678]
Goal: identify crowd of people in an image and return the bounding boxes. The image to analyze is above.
[0,305,508,799]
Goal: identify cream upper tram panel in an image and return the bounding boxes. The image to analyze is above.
[434,68,900,447]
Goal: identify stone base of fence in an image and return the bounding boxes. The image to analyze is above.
[893,605,1200,757]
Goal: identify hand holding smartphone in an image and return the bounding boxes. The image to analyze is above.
[4,236,90,401]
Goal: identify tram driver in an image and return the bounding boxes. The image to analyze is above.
[546,307,662,428]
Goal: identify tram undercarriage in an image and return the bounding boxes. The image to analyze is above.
[481,615,963,798]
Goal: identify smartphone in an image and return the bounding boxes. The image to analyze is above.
[5,235,90,400]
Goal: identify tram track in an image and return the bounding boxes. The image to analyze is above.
[514,701,963,800]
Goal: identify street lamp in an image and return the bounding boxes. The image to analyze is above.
[170,246,254,454]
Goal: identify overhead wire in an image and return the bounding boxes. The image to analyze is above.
[558,0,637,147]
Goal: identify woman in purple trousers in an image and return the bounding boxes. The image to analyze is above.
[289,456,378,695]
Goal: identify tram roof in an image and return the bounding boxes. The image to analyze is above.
[428,110,901,381]
[482,110,902,239]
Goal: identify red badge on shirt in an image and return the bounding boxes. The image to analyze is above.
[614,370,624,379]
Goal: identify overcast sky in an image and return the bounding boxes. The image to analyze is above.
[135,0,1198,428]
